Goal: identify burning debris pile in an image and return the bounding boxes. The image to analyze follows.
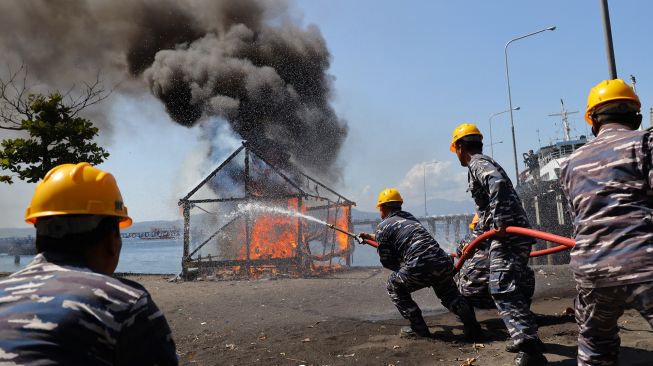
[179,141,354,280]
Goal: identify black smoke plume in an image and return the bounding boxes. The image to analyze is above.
[0,0,347,180]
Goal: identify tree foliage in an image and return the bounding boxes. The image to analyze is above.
[0,66,110,184]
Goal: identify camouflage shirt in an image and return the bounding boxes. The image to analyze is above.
[0,252,178,366]
[374,211,451,271]
[467,154,532,231]
[560,125,653,288]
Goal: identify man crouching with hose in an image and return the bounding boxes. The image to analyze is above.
[359,188,482,340]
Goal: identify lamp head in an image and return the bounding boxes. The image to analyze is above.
[514,106,521,111]
[547,26,556,31]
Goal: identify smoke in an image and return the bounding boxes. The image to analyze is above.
[0,0,347,180]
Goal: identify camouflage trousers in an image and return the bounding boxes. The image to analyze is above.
[489,237,539,344]
[575,281,653,366]
[455,236,535,311]
[457,262,535,310]
[387,260,476,326]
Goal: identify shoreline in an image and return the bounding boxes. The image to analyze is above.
[2,265,651,364]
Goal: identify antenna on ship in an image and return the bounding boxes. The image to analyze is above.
[548,99,578,141]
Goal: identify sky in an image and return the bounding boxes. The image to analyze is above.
[2,0,652,228]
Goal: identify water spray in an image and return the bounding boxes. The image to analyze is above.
[228,203,575,265]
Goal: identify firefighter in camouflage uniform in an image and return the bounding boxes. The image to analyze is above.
[560,79,653,366]
[455,214,535,311]
[451,124,546,366]
[455,214,496,310]
[359,188,482,340]
[0,163,178,365]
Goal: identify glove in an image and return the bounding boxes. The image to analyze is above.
[356,233,374,244]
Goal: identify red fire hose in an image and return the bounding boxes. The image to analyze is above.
[360,238,379,248]
[454,226,575,271]
[355,226,576,271]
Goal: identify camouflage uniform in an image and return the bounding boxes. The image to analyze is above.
[454,230,535,310]
[375,211,478,331]
[467,154,539,345]
[0,252,178,366]
[455,230,495,309]
[560,125,653,365]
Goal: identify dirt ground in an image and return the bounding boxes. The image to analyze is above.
[131,266,653,366]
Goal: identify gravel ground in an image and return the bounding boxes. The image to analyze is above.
[130,265,653,365]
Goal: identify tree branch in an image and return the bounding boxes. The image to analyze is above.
[68,71,112,117]
[1,63,111,130]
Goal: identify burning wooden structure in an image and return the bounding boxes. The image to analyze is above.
[179,141,355,279]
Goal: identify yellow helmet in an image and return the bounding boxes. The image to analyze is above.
[469,213,479,229]
[450,123,483,152]
[585,79,640,125]
[376,188,403,208]
[25,162,132,228]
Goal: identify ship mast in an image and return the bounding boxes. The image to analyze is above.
[548,99,578,141]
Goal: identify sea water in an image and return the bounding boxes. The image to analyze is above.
[0,236,383,274]
[0,238,184,274]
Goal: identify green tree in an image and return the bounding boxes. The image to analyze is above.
[0,66,110,184]
[0,93,109,183]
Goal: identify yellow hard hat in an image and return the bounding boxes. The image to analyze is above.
[25,162,132,228]
[376,188,403,208]
[585,79,641,125]
[450,123,483,152]
[469,213,479,229]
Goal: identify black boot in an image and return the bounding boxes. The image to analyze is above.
[506,340,520,353]
[513,339,548,366]
[452,299,483,341]
[507,338,545,353]
[463,321,483,341]
[514,352,548,366]
[400,317,431,338]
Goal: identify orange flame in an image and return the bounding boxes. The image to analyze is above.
[228,199,352,277]
[237,198,300,261]
[335,205,350,253]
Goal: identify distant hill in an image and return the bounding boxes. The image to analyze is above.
[351,208,378,221]
[122,219,182,233]
[352,198,474,220]
[0,227,35,238]
[404,197,475,216]
[0,219,183,238]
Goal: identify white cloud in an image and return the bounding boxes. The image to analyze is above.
[397,160,468,202]
[360,184,371,196]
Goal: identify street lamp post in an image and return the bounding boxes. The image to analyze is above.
[488,106,520,158]
[490,140,504,151]
[505,26,556,185]
[422,161,438,216]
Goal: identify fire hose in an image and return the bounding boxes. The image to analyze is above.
[453,226,575,271]
[326,224,575,272]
